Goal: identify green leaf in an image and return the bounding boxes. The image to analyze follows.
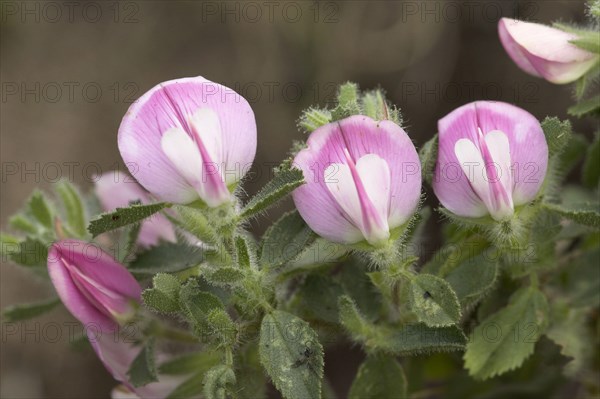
[337,82,359,109]
[298,107,332,133]
[203,365,236,399]
[259,310,324,399]
[568,95,600,118]
[88,202,169,237]
[559,248,600,308]
[409,274,461,327]
[235,234,258,269]
[445,254,498,308]
[464,286,549,380]
[129,243,206,275]
[338,295,375,339]
[127,339,158,387]
[377,324,467,356]
[557,133,588,178]
[294,274,345,324]
[348,355,407,399]
[166,373,204,399]
[119,223,141,263]
[570,31,600,53]
[55,180,87,237]
[206,309,237,346]
[2,298,60,322]
[260,211,316,269]
[179,280,224,336]
[543,202,600,228]
[583,133,600,188]
[28,191,53,229]
[236,343,267,399]
[419,134,438,185]
[541,117,572,158]
[203,266,245,287]
[0,233,20,258]
[331,82,361,120]
[361,90,383,120]
[339,296,466,355]
[9,214,37,234]
[159,352,221,375]
[338,260,382,319]
[240,164,304,219]
[546,302,592,376]
[142,273,181,314]
[172,205,219,245]
[9,237,48,267]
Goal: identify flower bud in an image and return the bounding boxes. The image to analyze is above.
[433,101,548,221]
[118,77,257,206]
[292,115,421,246]
[498,18,599,84]
[48,240,142,330]
[95,171,176,247]
[48,240,154,394]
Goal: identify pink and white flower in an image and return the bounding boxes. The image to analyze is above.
[95,171,176,247]
[47,240,176,397]
[48,240,142,331]
[118,77,257,206]
[432,101,548,221]
[498,18,599,84]
[292,115,421,246]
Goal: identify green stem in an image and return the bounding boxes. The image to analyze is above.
[529,272,539,288]
[225,348,234,367]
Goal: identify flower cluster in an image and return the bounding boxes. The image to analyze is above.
[3,13,598,399]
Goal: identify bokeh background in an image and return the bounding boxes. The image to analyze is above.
[1,0,596,397]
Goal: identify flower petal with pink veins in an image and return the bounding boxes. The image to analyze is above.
[498,18,599,84]
[293,115,420,245]
[118,77,256,205]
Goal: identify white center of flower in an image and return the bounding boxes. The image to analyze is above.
[454,128,514,220]
[324,150,391,245]
[160,108,230,207]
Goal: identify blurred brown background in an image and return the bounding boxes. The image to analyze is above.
[1,0,596,397]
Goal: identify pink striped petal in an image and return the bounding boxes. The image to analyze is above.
[499,18,599,84]
[292,115,421,245]
[48,240,142,329]
[433,101,547,219]
[118,77,256,205]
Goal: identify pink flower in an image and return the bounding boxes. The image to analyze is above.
[292,115,421,246]
[498,18,599,84]
[48,240,148,394]
[118,77,257,206]
[48,240,142,330]
[95,171,176,247]
[432,101,548,221]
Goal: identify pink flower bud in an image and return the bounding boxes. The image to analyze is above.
[498,18,599,84]
[432,101,548,221]
[48,240,142,331]
[118,77,257,206]
[47,240,162,394]
[292,115,421,246]
[95,171,176,247]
